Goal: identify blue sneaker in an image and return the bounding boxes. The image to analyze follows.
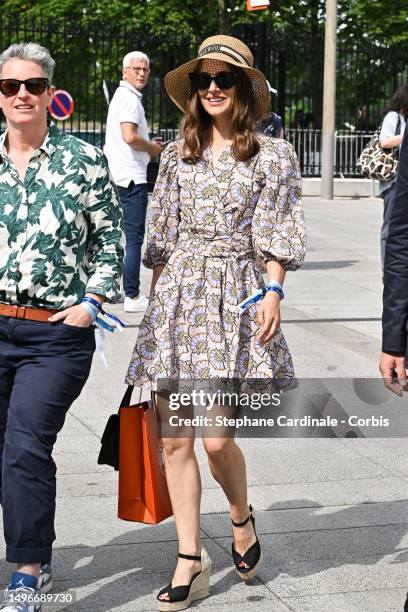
[0,585,41,611]
[38,565,52,594]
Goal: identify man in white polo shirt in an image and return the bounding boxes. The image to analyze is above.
[105,51,162,312]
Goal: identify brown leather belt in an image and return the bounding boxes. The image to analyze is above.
[0,303,59,322]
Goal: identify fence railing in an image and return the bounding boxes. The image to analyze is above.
[286,129,322,177]
[334,130,373,177]
[0,124,373,183]
[146,128,373,183]
[285,129,374,178]
[2,15,408,136]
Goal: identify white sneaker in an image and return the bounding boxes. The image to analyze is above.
[0,586,41,611]
[124,295,149,313]
[38,564,52,594]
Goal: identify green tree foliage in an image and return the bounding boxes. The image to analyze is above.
[343,0,408,45]
[3,0,407,43]
[2,0,407,130]
[2,0,218,38]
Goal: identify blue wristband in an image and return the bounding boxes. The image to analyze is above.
[79,301,98,322]
[82,296,103,312]
[265,286,284,300]
[82,297,126,332]
[265,280,283,291]
[265,280,284,300]
[95,315,116,333]
[237,282,284,313]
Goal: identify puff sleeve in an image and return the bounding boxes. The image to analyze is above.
[252,139,306,271]
[142,141,180,269]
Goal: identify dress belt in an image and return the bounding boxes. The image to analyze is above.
[0,303,59,322]
[177,238,255,258]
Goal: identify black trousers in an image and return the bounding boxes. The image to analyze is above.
[0,316,95,563]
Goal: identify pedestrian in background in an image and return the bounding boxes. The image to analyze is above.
[125,34,306,611]
[104,51,163,313]
[257,81,284,138]
[0,42,123,611]
[379,85,408,269]
[356,104,374,132]
[290,108,307,130]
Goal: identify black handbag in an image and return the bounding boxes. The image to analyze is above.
[97,386,141,471]
[97,412,120,470]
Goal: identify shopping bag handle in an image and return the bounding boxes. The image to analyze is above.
[119,386,155,411]
[120,385,145,409]
[120,385,134,409]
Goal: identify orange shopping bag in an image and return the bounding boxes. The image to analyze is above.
[118,386,173,524]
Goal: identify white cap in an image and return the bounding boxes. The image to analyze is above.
[266,80,277,94]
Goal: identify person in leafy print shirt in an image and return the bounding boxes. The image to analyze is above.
[0,42,124,611]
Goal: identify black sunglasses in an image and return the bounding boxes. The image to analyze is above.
[188,71,238,91]
[0,78,50,97]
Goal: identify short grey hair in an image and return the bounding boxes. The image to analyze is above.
[0,42,55,80]
[122,51,150,69]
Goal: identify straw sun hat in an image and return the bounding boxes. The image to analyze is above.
[164,34,270,120]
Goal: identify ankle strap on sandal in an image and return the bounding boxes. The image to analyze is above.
[178,552,201,561]
[231,504,253,528]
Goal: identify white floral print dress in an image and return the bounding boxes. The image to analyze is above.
[125,135,306,389]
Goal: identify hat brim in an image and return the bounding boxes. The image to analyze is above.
[164,53,270,120]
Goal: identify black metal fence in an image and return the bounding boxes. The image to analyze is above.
[152,127,373,180]
[0,15,406,178]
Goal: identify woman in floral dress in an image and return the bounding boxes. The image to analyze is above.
[125,35,306,611]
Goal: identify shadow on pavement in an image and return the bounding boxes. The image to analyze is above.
[301,260,359,270]
[0,498,404,610]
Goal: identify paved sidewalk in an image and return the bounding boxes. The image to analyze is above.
[2,196,408,611]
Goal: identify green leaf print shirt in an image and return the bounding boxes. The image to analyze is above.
[0,124,124,309]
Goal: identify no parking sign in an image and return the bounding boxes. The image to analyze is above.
[48,89,74,120]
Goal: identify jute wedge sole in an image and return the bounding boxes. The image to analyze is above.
[236,550,263,581]
[157,564,211,611]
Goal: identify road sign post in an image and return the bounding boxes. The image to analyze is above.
[321,0,337,200]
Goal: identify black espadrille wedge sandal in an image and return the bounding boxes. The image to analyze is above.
[157,548,212,611]
[231,505,262,581]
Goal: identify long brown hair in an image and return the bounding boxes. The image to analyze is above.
[385,84,408,118]
[181,67,260,163]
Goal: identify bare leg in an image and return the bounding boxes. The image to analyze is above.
[202,430,256,556]
[15,563,40,580]
[156,394,201,600]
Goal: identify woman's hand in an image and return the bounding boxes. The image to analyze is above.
[256,291,281,344]
[150,264,165,296]
[48,305,93,328]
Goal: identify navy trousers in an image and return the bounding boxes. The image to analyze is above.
[0,316,95,564]
[116,182,148,298]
